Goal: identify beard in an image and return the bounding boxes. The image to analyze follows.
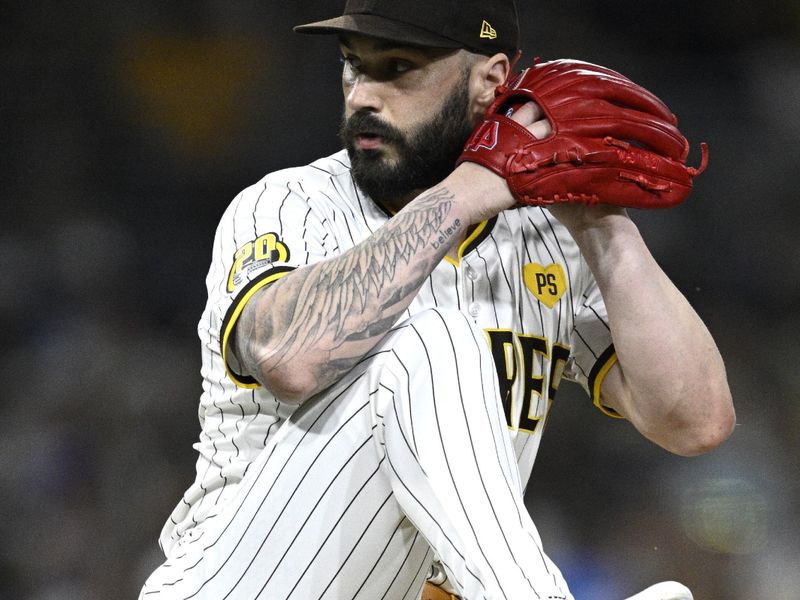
[339,72,475,205]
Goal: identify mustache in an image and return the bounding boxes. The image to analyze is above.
[339,111,404,145]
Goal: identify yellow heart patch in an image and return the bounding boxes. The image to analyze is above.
[523,263,567,309]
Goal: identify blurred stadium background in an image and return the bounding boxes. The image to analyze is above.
[2,1,799,598]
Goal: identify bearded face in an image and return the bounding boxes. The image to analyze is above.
[339,70,474,206]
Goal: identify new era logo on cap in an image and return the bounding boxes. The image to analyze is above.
[480,20,497,40]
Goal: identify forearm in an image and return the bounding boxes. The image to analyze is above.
[234,168,497,403]
[566,208,734,454]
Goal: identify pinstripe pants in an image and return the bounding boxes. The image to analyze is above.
[140,309,572,600]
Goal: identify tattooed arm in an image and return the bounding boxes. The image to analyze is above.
[232,163,511,404]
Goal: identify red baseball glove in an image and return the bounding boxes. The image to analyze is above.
[458,59,708,208]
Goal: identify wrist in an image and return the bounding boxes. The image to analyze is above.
[547,203,628,230]
[443,162,513,225]
[562,210,654,287]
[549,205,636,245]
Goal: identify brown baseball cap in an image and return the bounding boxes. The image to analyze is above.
[294,0,520,57]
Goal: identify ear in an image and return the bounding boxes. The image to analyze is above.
[468,53,511,121]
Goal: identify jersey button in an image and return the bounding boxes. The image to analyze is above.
[468,302,481,317]
[465,266,479,281]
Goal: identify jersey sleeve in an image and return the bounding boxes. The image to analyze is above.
[206,175,333,388]
[563,261,623,418]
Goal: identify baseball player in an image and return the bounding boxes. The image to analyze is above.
[139,1,734,599]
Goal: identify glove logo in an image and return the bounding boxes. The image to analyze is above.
[464,120,500,152]
[523,263,566,309]
[480,20,497,40]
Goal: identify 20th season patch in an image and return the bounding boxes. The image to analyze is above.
[227,232,290,293]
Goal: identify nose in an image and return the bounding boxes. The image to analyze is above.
[344,76,384,114]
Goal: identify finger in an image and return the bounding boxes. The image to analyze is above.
[507,101,543,126]
[526,101,544,121]
[527,119,553,140]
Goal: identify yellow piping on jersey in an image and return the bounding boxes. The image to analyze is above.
[444,220,488,266]
[221,270,292,389]
[592,352,624,419]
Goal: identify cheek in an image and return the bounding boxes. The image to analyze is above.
[397,89,450,130]
[386,92,435,131]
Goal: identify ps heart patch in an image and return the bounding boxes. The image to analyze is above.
[523,263,566,309]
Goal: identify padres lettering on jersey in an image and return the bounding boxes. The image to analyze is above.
[159,149,617,553]
[485,330,571,434]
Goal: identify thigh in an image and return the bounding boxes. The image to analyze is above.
[140,353,433,600]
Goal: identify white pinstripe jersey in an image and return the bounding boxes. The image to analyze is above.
[160,149,617,555]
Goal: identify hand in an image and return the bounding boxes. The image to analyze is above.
[500,103,630,233]
[508,101,552,139]
[509,105,627,232]
[504,104,629,230]
[511,102,626,233]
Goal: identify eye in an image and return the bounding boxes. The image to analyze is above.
[339,55,362,86]
[339,55,361,72]
[389,59,413,74]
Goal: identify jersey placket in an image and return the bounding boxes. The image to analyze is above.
[461,260,482,321]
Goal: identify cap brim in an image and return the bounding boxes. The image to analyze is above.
[294,14,463,49]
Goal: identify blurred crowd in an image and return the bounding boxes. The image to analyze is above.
[2,1,798,598]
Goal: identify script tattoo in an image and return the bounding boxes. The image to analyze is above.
[235,187,463,394]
